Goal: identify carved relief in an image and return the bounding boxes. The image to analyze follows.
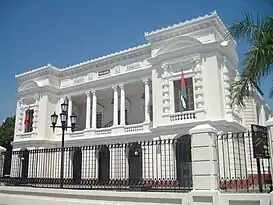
[73,76,85,84]
[113,65,122,74]
[126,62,141,71]
[221,56,232,118]
[193,58,204,109]
[161,64,171,113]
[87,73,94,81]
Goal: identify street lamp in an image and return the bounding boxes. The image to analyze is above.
[50,100,77,188]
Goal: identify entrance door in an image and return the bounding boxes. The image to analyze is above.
[128,142,142,185]
[176,135,192,187]
[73,148,82,182]
[98,145,110,183]
[20,149,29,180]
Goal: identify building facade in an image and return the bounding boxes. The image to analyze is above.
[7,12,272,185]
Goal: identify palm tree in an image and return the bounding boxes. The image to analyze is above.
[228,1,273,107]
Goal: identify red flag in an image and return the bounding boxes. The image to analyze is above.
[180,72,186,89]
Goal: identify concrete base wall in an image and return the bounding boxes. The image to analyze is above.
[0,187,271,205]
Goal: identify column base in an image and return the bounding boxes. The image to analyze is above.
[189,190,221,205]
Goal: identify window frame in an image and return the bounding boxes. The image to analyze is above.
[172,77,195,113]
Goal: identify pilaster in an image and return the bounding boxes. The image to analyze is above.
[193,58,205,120]
[221,56,232,120]
[161,64,171,124]
[32,95,40,135]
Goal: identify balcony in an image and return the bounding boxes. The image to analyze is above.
[162,110,197,125]
[63,122,151,138]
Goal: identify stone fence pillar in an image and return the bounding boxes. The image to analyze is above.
[189,124,219,190]
[188,124,220,205]
[0,146,6,177]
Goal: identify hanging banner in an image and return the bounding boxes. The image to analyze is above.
[251,124,270,159]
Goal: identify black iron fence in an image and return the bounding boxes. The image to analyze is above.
[0,136,192,192]
[217,131,272,193]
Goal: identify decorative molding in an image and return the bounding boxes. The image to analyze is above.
[161,64,171,113]
[193,58,204,109]
[145,11,235,45]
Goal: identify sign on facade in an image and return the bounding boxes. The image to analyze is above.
[251,124,270,159]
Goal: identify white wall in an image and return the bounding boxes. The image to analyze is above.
[0,187,271,205]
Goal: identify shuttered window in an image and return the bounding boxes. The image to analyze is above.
[173,78,194,112]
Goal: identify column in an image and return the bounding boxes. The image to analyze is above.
[189,124,219,190]
[113,86,118,126]
[67,96,72,126]
[91,90,97,129]
[120,85,125,125]
[85,91,91,129]
[144,79,150,122]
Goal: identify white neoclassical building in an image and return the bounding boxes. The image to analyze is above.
[5,11,272,187]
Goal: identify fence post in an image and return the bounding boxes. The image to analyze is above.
[188,124,220,205]
[266,117,273,189]
[0,146,6,177]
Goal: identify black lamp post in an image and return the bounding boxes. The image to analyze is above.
[50,100,77,188]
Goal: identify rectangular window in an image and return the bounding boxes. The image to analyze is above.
[173,78,194,112]
[96,113,102,128]
[24,109,34,133]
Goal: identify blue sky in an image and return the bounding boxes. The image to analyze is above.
[0,0,272,121]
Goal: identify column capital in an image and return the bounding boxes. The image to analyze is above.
[143,79,149,84]
[85,91,92,97]
[112,85,118,91]
[189,124,217,135]
[161,63,170,71]
[91,90,96,95]
[66,95,72,100]
[34,95,40,102]
[192,57,201,66]
[119,84,124,89]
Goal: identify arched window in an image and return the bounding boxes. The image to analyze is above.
[128,142,142,185]
[98,145,110,183]
[72,147,82,182]
[176,135,192,187]
[19,148,29,180]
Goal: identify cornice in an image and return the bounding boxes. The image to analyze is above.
[15,44,151,83]
[15,64,60,83]
[144,11,235,45]
[60,43,150,73]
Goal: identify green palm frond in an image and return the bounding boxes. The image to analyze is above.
[228,6,273,107]
[228,11,262,44]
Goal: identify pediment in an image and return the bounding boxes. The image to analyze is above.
[155,36,202,56]
[18,81,39,92]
